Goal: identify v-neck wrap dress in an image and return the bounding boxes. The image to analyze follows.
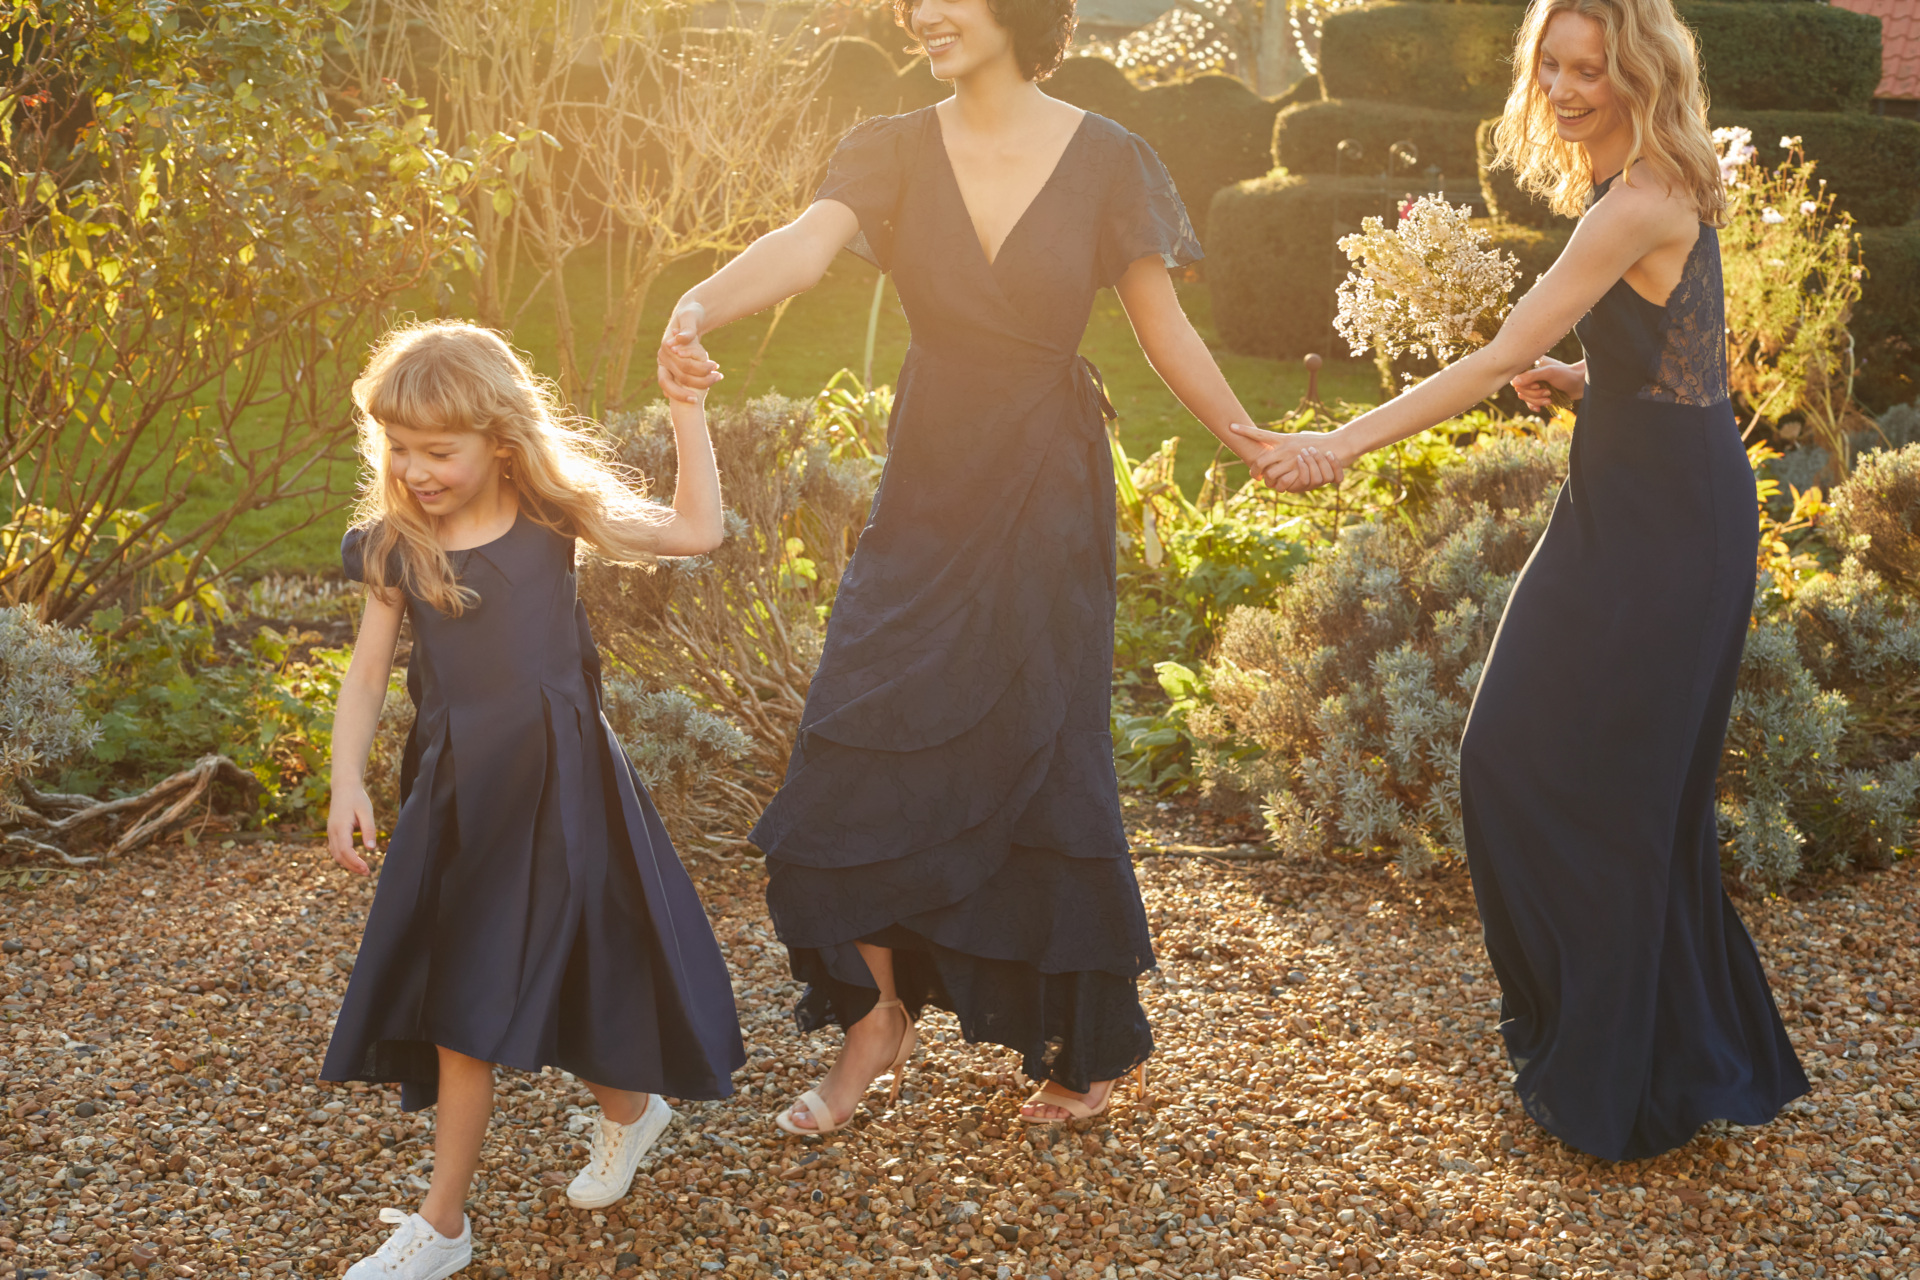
[1459,175,1807,1159]
[322,510,745,1110]
[749,108,1201,1090]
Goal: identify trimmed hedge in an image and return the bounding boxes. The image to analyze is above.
[1133,74,1286,242]
[1709,110,1920,228]
[1686,2,1883,113]
[1317,4,1521,113]
[1045,54,1141,125]
[1856,221,1920,411]
[1474,118,1570,229]
[1207,173,1435,358]
[1272,99,1483,180]
[1319,2,1882,115]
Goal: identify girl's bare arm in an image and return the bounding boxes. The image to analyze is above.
[327,589,404,874]
[624,397,725,557]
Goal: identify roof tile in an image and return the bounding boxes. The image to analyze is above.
[1835,0,1920,100]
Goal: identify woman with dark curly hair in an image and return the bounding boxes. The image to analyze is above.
[657,0,1325,1134]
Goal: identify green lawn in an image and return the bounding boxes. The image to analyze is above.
[199,248,1381,576]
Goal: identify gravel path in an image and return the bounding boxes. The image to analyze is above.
[2,808,1916,1280]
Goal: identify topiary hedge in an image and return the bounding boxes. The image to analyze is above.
[1272,99,1483,181]
[1709,110,1920,228]
[1208,173,1422,358]
[1045,54,1142,126]
[1319,2,1882,115]
[1317,4,1523,113]
[1855,221,1920,411]
[1133,73,1285,242]
[1685,2,1883,113]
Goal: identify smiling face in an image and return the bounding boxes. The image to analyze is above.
[1537,11,1627,153]
[910,0,1018,81]
[383,422,510,519]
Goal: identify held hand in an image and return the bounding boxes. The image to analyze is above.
[1229,423,1346,494]
[1511,358,1582,412]
[326,784,377,875]
[657,301,721,404]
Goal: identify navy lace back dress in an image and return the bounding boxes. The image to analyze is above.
[322,509,746,1110]
[749,108,1201,1091]
[1458,175,1808,1160]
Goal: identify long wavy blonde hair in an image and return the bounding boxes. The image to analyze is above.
[1491,0,1726,224]
[349,321,662,616]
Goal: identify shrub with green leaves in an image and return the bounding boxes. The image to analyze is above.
[0,607,99,819]
[63,608,394,827]
[1198,427,1570,874]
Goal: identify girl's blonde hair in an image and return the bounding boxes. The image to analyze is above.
[1492,0,1726,224]
[349,321,661,616]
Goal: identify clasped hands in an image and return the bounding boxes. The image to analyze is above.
[1229,422,1348,494]
[657,302,722,403]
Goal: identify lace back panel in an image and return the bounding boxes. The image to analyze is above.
[1575,173,1730,409]
[1637,225,1729,407]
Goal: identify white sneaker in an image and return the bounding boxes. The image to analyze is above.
[567,1095,675,1208]
[344,1208,472,1279]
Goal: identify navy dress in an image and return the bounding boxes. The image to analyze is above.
[750,108,1201,1091]
[1459,175,1808,1160]
[322,510,745,1110]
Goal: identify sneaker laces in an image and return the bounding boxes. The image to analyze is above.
[586,1116,626,1180]
[370,1208,428,1266]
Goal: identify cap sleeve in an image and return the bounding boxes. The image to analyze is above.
[341,525,370,583]
[1097,131,1204,289]
[341,523,403,587]
[815,114,913,271]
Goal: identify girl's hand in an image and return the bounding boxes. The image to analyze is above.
[327,783,378,875]
[657,302,721,404]
[1510,358,1584,412]
[1229,423,1347,493]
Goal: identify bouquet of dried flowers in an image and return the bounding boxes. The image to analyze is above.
[1333,195,1521,386]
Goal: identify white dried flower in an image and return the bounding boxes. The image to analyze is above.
[1779,135,1801,149]
[1712,125,1757,186]
[1800,201,1818,215]
[1333,196,1520,367]
[1761,207,1786,225]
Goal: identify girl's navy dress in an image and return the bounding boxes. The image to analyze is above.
[1459,175,1808,1160]
[750,108,1201,1092]
[323,509,745,1110]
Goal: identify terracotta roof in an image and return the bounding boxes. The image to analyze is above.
[1833,0,1920,101]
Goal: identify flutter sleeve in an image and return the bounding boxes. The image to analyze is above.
[1097,131,1205,289]
[815,114,912,271]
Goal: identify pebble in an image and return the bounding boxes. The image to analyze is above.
[0,803,1914,1280]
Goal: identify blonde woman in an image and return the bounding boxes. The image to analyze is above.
[1244,0,1808,1158]
[321,322,744,1278]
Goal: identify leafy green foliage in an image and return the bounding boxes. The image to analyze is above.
[1,0,495,624]
[61,607,383,826]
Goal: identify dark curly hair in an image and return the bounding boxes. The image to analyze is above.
[891,0,1079,82]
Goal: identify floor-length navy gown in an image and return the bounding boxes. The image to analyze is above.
[322,510,745,1110]
[750,107,1201,1091]
[1459,175,1808,1160]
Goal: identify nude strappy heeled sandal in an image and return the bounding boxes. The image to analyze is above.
[1019,1063,1148,1125]
[773,998,917,1137]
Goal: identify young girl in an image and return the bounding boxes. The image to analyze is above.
[320,321,744,1278]
[1242,0,1807,1159]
